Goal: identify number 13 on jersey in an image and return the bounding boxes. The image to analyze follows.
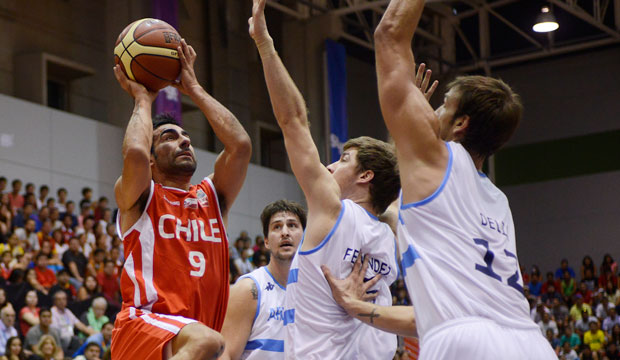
[473,238,523,294]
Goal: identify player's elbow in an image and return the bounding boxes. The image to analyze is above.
[231,134,252,162]
[374,20,403,46]
[122,144,150,164]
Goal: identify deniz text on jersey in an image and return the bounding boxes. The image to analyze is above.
[343,248,392,276]
[158,215,222,242]
[268,307,284,322]
[479,213,508,237]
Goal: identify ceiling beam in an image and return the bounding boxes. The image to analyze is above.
[330,0,389,15]
[266,0,307,19]
[548,0,620,39]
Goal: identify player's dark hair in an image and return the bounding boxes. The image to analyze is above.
[260,200,307,238]
[151,113,180,154]
[447,75,522,158]
[343,136,400,214]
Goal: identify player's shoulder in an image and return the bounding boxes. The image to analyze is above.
[230,276,260,304]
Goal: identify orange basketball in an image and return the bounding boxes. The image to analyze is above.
[113,18,182,92]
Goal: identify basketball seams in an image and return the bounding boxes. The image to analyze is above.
[132,55,179,82]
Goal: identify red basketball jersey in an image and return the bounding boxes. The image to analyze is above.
[117,178,229,330]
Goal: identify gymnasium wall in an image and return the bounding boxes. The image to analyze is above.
[0,94,304,240]
[492,46,620,272]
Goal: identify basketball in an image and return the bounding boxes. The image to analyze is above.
[113,18,182,92]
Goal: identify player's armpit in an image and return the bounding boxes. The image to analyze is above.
[219,278,258,360]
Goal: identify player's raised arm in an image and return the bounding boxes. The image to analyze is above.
[249,0,341,222]
[173,40,252,222]
[112,66,159,213]
[219,278,258,360]
[374,0,447,203]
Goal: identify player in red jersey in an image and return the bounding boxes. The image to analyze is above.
[111,39,251,360]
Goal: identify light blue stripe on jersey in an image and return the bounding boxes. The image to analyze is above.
[401,245,421,277]
[299,201,345,255]
[245,339,285,352]
[283,309,295,325]
[287,269,298,285]
[401,142,453,209]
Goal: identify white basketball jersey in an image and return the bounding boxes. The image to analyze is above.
[238,266,286,359]
[398,142,538,340]
[284,199,397,359]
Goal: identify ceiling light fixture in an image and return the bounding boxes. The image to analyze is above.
[533,6,559,33]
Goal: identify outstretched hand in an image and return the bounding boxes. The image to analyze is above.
[113,65,159,103]
[249,0,273,50]
[415,63,439,101]
[322,254,382,316]
[173,39,201,96]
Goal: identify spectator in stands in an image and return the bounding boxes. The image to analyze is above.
[25,268,47,296]
[601,254,618,275]
[93,197,107,223]
[50,291,95,352]
[49,209,61,231]
[77,217,96,258]
[541,271,560,294]
[531,299,550,323]
[596,292,614,319]
[33,334,62,360]
[611,324,620,346]
[80,297,108,333]
[34,253,56,291]
[552,297,570,323]
[76,276,100,302]
[584,319,606,353]
[606,279,620,306]
[15,218,39,252]
[76,202,91,231]
[39,240,62,272]
[0,235,24,258]
[0,203,11,242]
[558,340,579,360]
[37,219,53,248]
[0,307,18,356]
[73,342,100,360]
[37,185,49,210]
[60,215,75,245]
[56,189,67,214]
[233,248,254,276]
[96,260,119,305]
[6,269,30,312]
[19,290,40,336]
[0,336,27,360]
[542,283,562,307]
[570,294,593,321]
[24,309,62,354]
[600,263,618,289]
[539,311,559,336]
[46,198,56,212]
[606,342,620,360]
[12,203,35,230]
[0,178,6,195]
[8,180,24,214]
[560,325,581,350]
[48,270,76,305]
[545,328,560,351]
[62,201,78,229]
[576,308,599,334]
[80,188,92,208]
[73,322,112,358]
[62,237,87,286]
[529,269,543,297]
[86,250,105,278]
[556,258,576,279]
[37,207,50,231]
[561,269,577,304]
[604,307,620,333]
[575,281,593,305]
[0,252,11,280]
[24,183,35,197]
[107,248,122,274]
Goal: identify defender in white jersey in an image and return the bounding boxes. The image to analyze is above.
[220,200,306,360]
[249,0,401,358]
[325,0,556,358]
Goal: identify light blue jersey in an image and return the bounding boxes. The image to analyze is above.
[397,142,555,359]
[284,200,397,359]
[238,266,287,359]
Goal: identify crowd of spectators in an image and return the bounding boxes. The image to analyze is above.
[0,177,117,360]
[4,176,620,360]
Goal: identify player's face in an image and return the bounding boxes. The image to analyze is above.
[326,148,361,197]
[435,88,462,142]
[265,211,303,261]
[152,124,197,176]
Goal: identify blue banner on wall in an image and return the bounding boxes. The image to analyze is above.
[326,39,348,162]
[152,0,182,125]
